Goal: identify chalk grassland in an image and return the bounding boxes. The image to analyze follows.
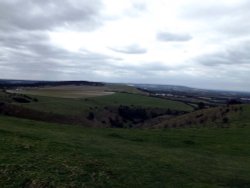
[0,112,250,187]
[7,84,145,98]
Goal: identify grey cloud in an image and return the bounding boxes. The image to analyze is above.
[196,42,250,67]
[0,0,117,81]
[181,1,250,21]
[109,44,147,54]
[0,48,119,81]
[180,1,250,37]
[103,61,177,81]
[0,0,103,31]
[157,32,192,42]
[132,3,147,12]
[114,2,147,18]
[113,62,171,72]
[127,2,147,17]
[0,29,120,80]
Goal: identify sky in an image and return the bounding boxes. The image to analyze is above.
[0,0,250,91]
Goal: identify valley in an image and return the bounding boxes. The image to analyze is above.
[0,80,250,187]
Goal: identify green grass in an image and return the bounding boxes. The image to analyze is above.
[90,93,193,110]
[231,104,250,125]
[0,114,250,187]
[17,93,193,115]
[16,95,93,115]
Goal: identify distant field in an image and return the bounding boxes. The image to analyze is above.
[0,115,249,187]
[7,85,114,98]
[7,84,144,98]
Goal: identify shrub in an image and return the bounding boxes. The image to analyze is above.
[87,112,95,120]
[118,105,148,121]
[227,99,242,105]
[12,97,30,103]
[198,102,205,109]
[109,117,123,128]
[33,98,38,102]
[222,117,229,124]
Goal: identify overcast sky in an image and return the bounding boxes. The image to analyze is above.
[0,0,250,91]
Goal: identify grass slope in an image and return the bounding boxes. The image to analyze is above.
[0,114,250,187]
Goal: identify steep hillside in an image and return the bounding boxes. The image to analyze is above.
[151,104,250,128]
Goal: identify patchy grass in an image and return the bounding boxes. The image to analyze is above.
[0,115,250,187]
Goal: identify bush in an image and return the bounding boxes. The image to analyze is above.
[87,112,95,120]
[12,97,30,103]
[198,102,205,109]
[222,117,229,124]
[109,117,123,128]
[227,99,242,105]
[118,105,148,121]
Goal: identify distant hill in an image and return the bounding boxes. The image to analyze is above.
[0,79,104,88]
[133,83,250,98]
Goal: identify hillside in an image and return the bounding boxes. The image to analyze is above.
[0,86,250,187]
[151,104,250,129]
[0,80,104,88]
[0,115,250,187]
[0,90,193,128]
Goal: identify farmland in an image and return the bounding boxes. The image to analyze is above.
[7,84,144,98]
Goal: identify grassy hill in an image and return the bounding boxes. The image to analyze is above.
[152,104,250,129]
[0,86,250,187]
[1,90,193,127]
[16,93,193,115]
[0,112,250,187]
